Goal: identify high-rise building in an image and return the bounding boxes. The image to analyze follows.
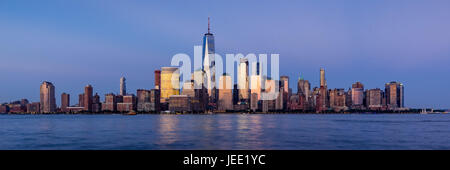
[78,93,84,107]
[84,85,93,111]
[238,58,249,102]
[61,93,70,112]
[218,74,233,111]
[40,81,56,113]
[318,68,328,110]
[280,76,289,110]
[120,77,126,96]
[203,17,216,102]
[297,78,311,103]
[250,75,262,101]
[232,84,239,105]
[92,93,101,112]
[385,82,404,109]
[185,69,208,112]
[351,82,364,108]
[366,88,383,110]
[317,86,328,112]
[160,67,180,103]
[320,68,327,87]
[154,70,161,90]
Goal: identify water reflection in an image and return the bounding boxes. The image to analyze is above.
[236,114,265,149]
[156,115,179,146]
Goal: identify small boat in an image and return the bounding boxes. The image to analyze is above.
[127,110,137,115]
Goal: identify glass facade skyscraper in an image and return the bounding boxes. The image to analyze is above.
[202,17,216,102]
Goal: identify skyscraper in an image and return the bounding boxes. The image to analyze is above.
[160,67,180,103]
[40,81,56,113]
[280,76,290,109]
[238,58,249,102]
[61,93,70,112]
[320,68,327,87]
[385,82,404,109]
[297,78,311,102]
[154,70,161,90]
[120,77,126,96]
[218,74,233,111]
[78,93,84,107]
[351,82,364,108]
[319,68,328,110]
[203,17,216,102]
[366,88,382,110]
[84,85,93,111]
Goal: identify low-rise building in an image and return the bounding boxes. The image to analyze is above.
[169,95,191,112]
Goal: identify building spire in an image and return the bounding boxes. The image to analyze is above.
[208,17,210,34]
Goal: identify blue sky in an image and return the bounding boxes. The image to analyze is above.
[0,0,449,108]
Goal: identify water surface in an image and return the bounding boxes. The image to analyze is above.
[0,114,449,150]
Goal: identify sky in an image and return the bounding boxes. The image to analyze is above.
[0,0,449,109]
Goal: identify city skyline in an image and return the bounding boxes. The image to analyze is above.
[1,0,450,108]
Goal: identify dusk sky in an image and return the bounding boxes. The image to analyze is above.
[1,0,449,108]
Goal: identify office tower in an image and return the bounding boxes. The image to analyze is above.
[317,86,328,112]
[250,75,262,101]
[251,61,261,76]
[238,58,249,102]
[280,76,289,110]
[160,67,180,103]
[78,93,84,107]
[102,93,117,112]
[366,88,382,110]
[155,70,161,90]
[280,76,289,93]
[318,69,328,110]
[264,79,277,111]
[385,82,404,109]
[84,85,93,111]
[320,68,326,87]
[250,93,259,112]
[218,74,233,111]
[250,60,262,96]
[351,82,364,109]
[203,17,216,102]
[40,81,56,113]
[92,93,101,112]
[276,83,284,111]
[61,93,70,112]
[120,77,126,96]
[232,84,239,105]
[189,69,208,112]
[297,78,311,102]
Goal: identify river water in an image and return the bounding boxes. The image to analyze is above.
[0,114,449,150]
